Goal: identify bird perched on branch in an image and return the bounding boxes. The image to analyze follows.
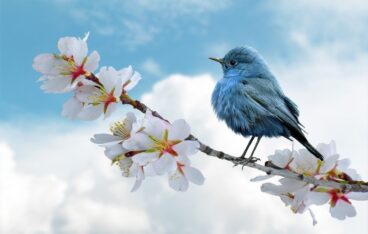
[210,46,324,162]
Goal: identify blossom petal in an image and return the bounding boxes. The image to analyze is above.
[169,170,188,192]
[279,178,306,192]
[84,51,100,72]
[119,65,134,83]
[346,192,368,201]
[124,71,142,91]
[182,166,204,185]
[61,96,83,119]
[330,200,356,220]
[337,158,350,171]
[168,119,191,140]
[40,76,71,93]
[78,105,103,120]
[172,140,199,156]
[143,163,156,177]
[131,179,142,192]
[32,54,63,75]
[308,208,318,226]
[58,36,88,65]
[98,66,119,92]
[104,102,117,118]
[176,155,190,165]
[119,158,133,177]
[91,134,122,145]
[143,110,169,139]
[268,149,292,168]
[129,163,142,177]
[132,152,158,165]
[75,85,100,103]
[126,112,137,124]
[316,140,337,157]
[306,191,330,206]
[123,133,152,150]
[319,154,338,173]
[261,183,285,196]
[153,153,177,175]
[104,144,125,160]
[344,168,361,180]
[289,149,319,175]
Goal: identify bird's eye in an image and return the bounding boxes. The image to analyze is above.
[229,60,237,66]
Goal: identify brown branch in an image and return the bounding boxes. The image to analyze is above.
[85,72,103,87]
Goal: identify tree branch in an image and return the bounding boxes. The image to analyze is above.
[118,90,368,193]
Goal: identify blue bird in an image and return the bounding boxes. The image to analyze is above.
[210,46,324,162]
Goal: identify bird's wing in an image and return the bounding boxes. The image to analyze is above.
[283,95,305,128]
[241,78,306,139]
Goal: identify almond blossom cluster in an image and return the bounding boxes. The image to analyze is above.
[252,141,368,224]
[32,33,141,120]
[91,111,204,192]
[33,34,367,225]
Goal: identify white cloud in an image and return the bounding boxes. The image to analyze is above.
[0,142,67,234]
[122,20,160,48]
[57,0,232,48]
[0,124,152,234]
[140,58,163,77]
[269,0,368,51]
[132,0,233,16]
[276,0,368,16]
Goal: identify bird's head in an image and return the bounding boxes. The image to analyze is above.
[210,46,270,79]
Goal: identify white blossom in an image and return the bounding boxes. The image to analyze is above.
[92,111,203,192]
[255,141,366,224]
[168,162,205,192]
[91,112,137,161]
[33,33,100,93]
[124,111,200,175]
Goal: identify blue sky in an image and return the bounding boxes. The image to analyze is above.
[0,0,301,120]
[1,1,367,234]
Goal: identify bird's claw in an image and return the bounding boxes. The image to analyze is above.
[233,156,260,170]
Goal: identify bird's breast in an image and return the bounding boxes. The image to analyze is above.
[211,78,285,137]
[211,79,253,130]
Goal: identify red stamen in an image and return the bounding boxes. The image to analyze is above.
[328,190,351,207]
[177,162,184,174]
[71,65,86,83]
[164,144,178,156]
[103,93,117,113]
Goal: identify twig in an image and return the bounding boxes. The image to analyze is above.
[120,96,368,193]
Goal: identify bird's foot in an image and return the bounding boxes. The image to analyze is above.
[233,156,260,170]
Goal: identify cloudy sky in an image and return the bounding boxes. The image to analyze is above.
[0,0,367,233]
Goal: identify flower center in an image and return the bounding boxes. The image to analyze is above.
[103,92,117,113]
[57,55,87,83]
[148,129,180,156]
[328,190,351,207]
[70,64,86,82]
[110,118,132,139]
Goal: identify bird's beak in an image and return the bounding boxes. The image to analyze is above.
[209,57,224,64]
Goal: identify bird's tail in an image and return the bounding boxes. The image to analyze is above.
[300,140,324,161]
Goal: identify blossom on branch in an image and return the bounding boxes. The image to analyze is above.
[76,66,125,120]
[61,65,141,120]
[254,141,367,224]
[92,111,203,191]
[33,33,100,93]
